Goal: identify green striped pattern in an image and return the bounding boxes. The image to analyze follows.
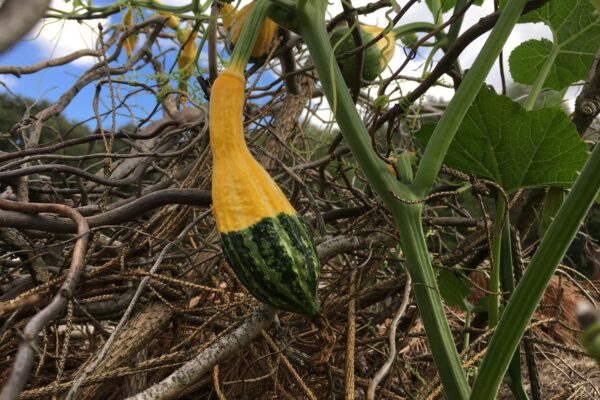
[220,213,320,315]
[330,27,382,83]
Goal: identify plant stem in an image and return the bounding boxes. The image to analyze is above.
[392,21,438,37]
[499,219,514,298]
[470,138,600,399]
[430,0,444,26]
[462,309,472,355]
[228,0,272,71]
[299,17,470,400]
[500,215,528,400]
[447,0,468,44]
[412,0,530,197]
[488,196,505,327]
[522,43,558,111]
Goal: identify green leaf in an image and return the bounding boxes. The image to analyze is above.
[542,87,568,108]
[582,320,600,365]
[472,295,493,314]
[508,0,600,90]
[426,0,457,13]
[425,0,484,13]
[416,87,588,193]
[437,269,471,312]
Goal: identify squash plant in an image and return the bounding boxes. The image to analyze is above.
[214,0,600,399]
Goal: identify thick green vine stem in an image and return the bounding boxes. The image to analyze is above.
[471,141,600,398]
[268,2,470,399]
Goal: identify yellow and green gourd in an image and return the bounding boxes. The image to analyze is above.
[152,0,180,29]
[176,27,197,106]
[220,2,278,61]
[210,63,320,315]
[330,24,395,84]
[122,8,138,59]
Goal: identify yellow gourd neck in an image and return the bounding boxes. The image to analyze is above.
[209,68,248,162]
[209,66,296,233]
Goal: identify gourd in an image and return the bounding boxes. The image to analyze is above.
[122,8,138,59]
[152,0,180,28]
[163,14,180,29]
[221,2,278,60]
[176,28,197,106]
[210,66,320,315]
[330,24,395,84]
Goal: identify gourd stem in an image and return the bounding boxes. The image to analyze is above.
[298,16,470,400]
[392,21,438,37]
[228,0,273,72]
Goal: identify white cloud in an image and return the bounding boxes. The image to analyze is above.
[27,0,108,67]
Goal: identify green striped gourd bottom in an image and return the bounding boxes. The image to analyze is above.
[220,212,320,316]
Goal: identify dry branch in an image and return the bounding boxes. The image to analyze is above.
[0,200,90,400]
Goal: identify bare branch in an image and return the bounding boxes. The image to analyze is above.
[0,188,211,233]
[367,275,412,400]
[123,306,277,400]
[0,200,89,400]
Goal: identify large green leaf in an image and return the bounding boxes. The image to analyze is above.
[416,87,588,193]
[508,0,600,90]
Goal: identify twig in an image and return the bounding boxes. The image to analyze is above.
[123,305,276,400]
[367,274,412,400]
[573,45,600,134]
[65,213,207,399]
[0,200,90,400]
[262,332,318,400]
[212,365,226,400]
[0,188,211,234]
[345,270,357,400]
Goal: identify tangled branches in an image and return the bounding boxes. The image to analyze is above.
[0,1,598,399]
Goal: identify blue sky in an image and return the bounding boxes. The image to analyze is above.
[0,37,114,127]
[0,0,255,129]
[0,0,554,131]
